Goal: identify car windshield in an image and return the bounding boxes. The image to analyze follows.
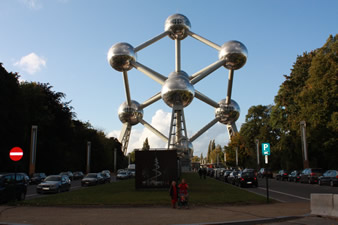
[33,173,41,177]
[85,174,97,178]
[45,176,61,181]
[312,169,322,173]
[242,172,254,177]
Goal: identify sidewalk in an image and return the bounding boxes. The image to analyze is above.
[0,202,318,225]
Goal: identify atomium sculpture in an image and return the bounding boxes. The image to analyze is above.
[107,14,248,157]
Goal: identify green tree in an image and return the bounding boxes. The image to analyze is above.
[142,138,150,151]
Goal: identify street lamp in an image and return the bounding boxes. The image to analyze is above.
[300,121,309,168]
[255,139,260,167]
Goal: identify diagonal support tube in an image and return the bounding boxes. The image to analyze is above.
[189,117,220,142]
[132,61,167,85]
[225,69,234,105]
[195,90,219,108]
[140,119,168,142]
[139,92,162,109]
[122,70,132,106]
[134,31,169,52]
[187,30,221,51]
[190,59,225,84]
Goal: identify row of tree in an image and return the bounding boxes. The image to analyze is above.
[197,35,337,170]
[0,64,127,175]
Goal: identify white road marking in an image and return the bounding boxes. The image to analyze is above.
[258,187,310,201]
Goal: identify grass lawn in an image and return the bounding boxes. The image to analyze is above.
[22,173,268,206]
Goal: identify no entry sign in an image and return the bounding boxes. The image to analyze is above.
[9,147,23,161]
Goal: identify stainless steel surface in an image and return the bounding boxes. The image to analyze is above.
[225,69,234,105]
[189,117,219,142]
[175,39,181,72]
[132,61,166,85]
[190,59,226,84]
[139,92,162,109]
[215,99,240,124]
[139,119,168,142]
[165,14,191,40]
[119,123,131,155]
[194,90,219,108]
[161,71,195,108]
[134,31,169,52]
[168,105,189,150]
[107,42,136,72]
[122,70,131,106]
[187,30,221,51]
[218,40,247,70]
[118,100,143,125]
[227,122,238,137]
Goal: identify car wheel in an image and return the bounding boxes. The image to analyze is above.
[319,180,322,186]
[331,181,334,187]
[308,179,312,184]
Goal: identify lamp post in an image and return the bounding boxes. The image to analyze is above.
[300,121,309,168]
[255,139,260,167]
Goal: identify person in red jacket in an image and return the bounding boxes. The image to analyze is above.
[178,178,189,208]
[169,180,178,208]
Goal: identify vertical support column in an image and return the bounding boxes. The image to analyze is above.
[235,147,238,167]
[300,121,309,169]
[175,39,181,72]
[86,141,91,174]
[225,69,234,105]
[255,139,260,167]
[29,125,38,176]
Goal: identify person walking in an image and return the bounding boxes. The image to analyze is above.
[169,180,178,208]
[198,167,203,179]
[178,178,189,208]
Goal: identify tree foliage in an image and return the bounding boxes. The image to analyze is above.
[0,64,126,174]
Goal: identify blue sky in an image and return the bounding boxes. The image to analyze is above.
[1,0,337,156]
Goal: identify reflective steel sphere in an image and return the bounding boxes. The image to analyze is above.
[161,71,195,108]
[164,14,191,40]
[107,42,136,72]
[118,100,143,125]
[215,99,240,124]
[218,41,247,70]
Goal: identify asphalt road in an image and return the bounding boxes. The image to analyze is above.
[244,177,338,203]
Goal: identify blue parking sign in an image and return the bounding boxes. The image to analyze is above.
[262,143,270,155]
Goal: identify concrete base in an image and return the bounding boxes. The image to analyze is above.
[311,193,338,218]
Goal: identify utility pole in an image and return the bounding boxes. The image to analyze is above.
[300,121,309,168]
[255,139,260,167]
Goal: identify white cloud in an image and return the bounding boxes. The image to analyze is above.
[14,53,46,75]
[21,0,42,10]
[107,109,234,156]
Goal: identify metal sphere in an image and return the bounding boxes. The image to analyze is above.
[107,42,136,72]
[215,99,240,124]
[161,71,195,108]
[118,100,143,125]
[218,41,248,70]
[164,14,191,40]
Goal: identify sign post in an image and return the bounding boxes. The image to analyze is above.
[262,143,270,203]
[9,147,24,201]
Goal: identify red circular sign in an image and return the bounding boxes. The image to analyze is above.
[9,147,23,161]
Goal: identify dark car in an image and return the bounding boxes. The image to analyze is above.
[235,171,258,187]
[319,170,338,187]
[36,175,71,194]
[258,168,273,178]
[81,173,104,186]
[73,171,84,180]
[227,170,239,185]
[60,171,74,181]
[223,170,232,183]
[300,168,323,184]
[276,170,289,181]
[100,172,111,183]
[0,173,27,203]
[30,173,46,184]
[116,170,130,180]
[288,170,301,182]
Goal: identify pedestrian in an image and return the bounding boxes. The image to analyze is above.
[198,167,203,179]
[169,180,178,208]
[178,178,189,209]
[203,167,207,179]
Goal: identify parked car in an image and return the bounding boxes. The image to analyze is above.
[318,170,338,187]
[59,171,74,181]
[276,170,289,181]
[100,172,111,183]
[235,170,258,187]
[36,175,71,194]
[227,170,239,185]
[288,170,301,182]
[258,168,273,178]
[223,170,232,183]
[117,170,130,180]
[73,171,84,180]
[0,173,27,203]
[81,173,104,186]
[300,168,323,184]
[18,173,30,186]
[30,173,46,184]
